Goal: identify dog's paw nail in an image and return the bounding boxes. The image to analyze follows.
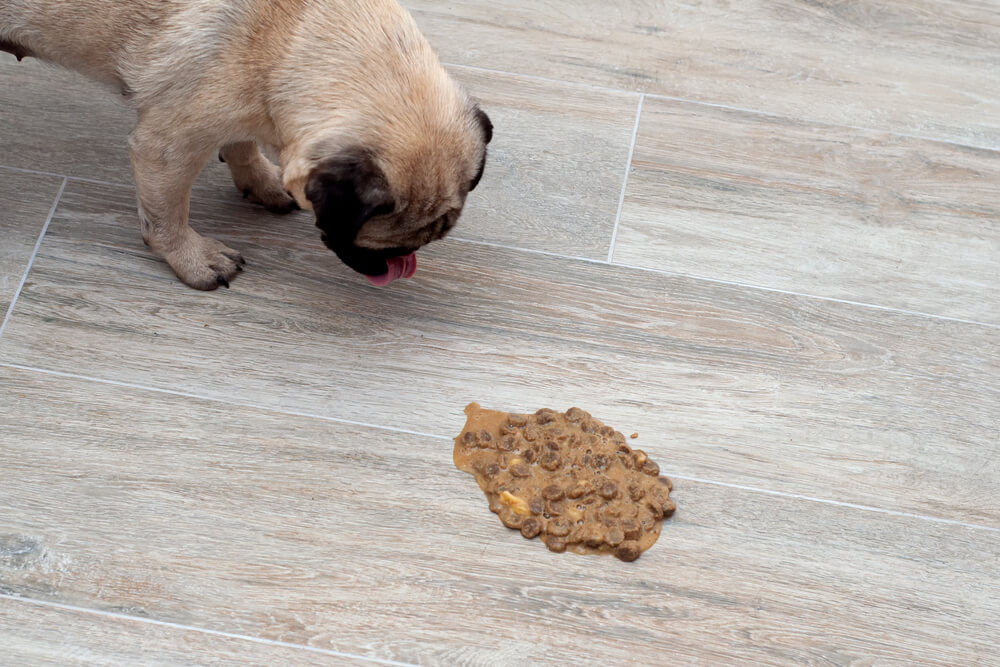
[218,276,230,288]
[218,153,226,163]
[242,189,250,199]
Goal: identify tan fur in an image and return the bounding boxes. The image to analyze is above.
[1,0,489,289]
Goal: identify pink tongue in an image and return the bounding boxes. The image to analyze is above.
[365,253,417,287]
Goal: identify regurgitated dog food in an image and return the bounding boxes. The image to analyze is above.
[454,403,675,562]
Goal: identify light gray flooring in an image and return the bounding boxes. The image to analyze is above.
[1,1,998,665]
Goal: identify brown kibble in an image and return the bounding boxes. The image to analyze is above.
[520,518,541,539]
[483,463,501,477]
[542,484,564,501]
[642,460,660,476]
[535,409,557,424]
[544,440,561,452]
[510,463,531,478]
[529,498,545,515]
[566,480,590,499]
[522,426,541,442]
[622,518,641,540]
[462,431,478,445]
[599,480,619,500]
[545,500,565,517]
[630,432,638,439]
[545,537,568,553]
[565,407,589,422]
[582,527,604,548]
[659,476,673,491]
[591,453,610,471]
[628,482,645,502]
[615,541,641,562]
[479,429,493,443]
[547,518,571,537]
[607,526,625,547]
[540,452,562,471]
[509,413,529,427]
[500,511,523,529]
[523,446,539,463]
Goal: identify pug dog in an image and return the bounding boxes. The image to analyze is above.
[0,0,493,289]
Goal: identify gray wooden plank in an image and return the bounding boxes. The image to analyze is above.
[0,597,377,667]
[0,180,997,528]
[0,169,63,321]
[405,0,1000,148]
[1,366,998,665]
[613,97,1000,323]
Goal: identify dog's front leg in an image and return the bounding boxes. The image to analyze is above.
[129,119,245,290]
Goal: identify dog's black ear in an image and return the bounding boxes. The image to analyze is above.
[305,149,395,240]
[469,106,493,192]
[474,106,493,145]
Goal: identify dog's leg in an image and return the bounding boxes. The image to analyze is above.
[219,142,298,214]
[130,121,245,290]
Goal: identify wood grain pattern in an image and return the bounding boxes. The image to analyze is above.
[1,366,998,665]
[613,97,1000,323]
[405,0,1000,148]
[0,597,375,666]
[1,181,997,528]
[0,169,63,318]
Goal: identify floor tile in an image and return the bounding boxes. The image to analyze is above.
[613,97,1000,322]
[2,366,997,665]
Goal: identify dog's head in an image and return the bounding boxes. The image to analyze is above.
[301,105,493,280]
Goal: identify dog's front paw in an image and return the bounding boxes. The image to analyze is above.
[164,234,246,290]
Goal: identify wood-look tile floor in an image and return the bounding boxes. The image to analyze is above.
[1,2,998,665]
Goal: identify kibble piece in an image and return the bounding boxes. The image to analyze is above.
[599,480,619,500]
[520,518,542,539]
[500,511,523,529]
[522,426,541,442]
[483,463,501,477]
[630,432,639,439]
[540,452,562,471]
[462,431,478,445]
[615,541,641,562]
[542,484,564,501]
[621,518,641,540]
[545,537,568,553]
[509,413,529,427]
[642,460,660,476]
[510,463,531,478]
[628,482,645,502]
[529,498,545,515]
[547,518,571,537]
[566,480,590,499]
[606,526,625,547]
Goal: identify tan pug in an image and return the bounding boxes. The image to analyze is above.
[1,0,492,289]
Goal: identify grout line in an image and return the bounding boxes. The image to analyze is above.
[0,164,994,330]
[0,164,128,189]
[0,177,67,341]
[0,362,452,442]
[0,594,418,667]
[667,474,1000,533]
[448,237,1000,330]
[442,62,999,153]
[3,361,1000,534]
[607,94,644,263]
